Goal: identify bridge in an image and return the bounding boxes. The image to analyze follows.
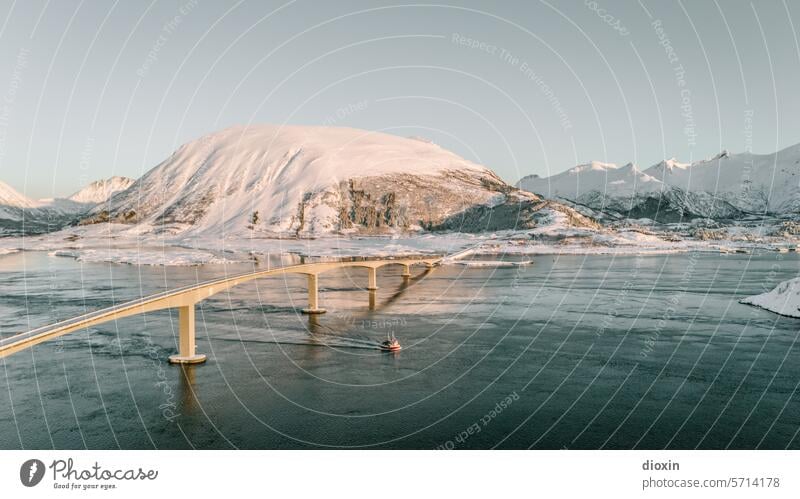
[0,256,442,364]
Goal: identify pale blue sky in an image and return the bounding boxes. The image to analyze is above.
[0,0,798,198]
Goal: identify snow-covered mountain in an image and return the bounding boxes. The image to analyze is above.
[518,144,800,221]
[0,181,66,235]
[68,176,134,204]
[79,124,595,236]
[0,180,38,209]
[0,177,132,235]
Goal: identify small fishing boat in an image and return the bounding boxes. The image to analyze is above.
[380,336,402,352]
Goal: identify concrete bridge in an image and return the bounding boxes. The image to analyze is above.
[0,256,441,364]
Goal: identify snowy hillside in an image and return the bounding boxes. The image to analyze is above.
[518,144,800,221]
[69,176,134,204]
[80,125,595,236]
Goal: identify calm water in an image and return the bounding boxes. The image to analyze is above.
[0,250,798,449]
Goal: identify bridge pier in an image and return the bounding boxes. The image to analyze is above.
[169,305,207,364]
[367,267,379,290]
[401,264,411,278]
[302,274,326,314]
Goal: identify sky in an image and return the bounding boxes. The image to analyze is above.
[0,0,798,199]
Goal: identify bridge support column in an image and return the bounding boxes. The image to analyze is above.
[401,264,411,278]
[302,274,326,314]
[169,305,207,365]
[367,267,379,290]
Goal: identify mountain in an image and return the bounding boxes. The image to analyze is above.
[0,180,38,209]
[0,177,132,236]
[79,124,596,236]
[0,181,64,235]
[68,176,134,204]
[517,144,800,222]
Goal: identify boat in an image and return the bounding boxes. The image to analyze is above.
[380,336,402,352]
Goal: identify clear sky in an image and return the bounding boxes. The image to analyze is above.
[0,0,798,199]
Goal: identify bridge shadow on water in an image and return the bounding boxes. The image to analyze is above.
[196,265,434,354]
[303,266,433,349]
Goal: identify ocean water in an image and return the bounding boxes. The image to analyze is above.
[0,250,798,449]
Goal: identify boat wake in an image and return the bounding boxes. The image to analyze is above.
[208,322,388,350]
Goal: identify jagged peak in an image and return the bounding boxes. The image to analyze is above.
[68,176,135,204]
[654,157,690,171]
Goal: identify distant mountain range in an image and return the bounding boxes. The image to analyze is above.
[0,177,133,235]
[517,145,800,222]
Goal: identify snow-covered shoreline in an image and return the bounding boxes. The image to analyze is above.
[0,221,793,267]
[740,277,800,318]
[46,248,238,266]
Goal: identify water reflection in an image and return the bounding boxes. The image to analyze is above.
[178,365,198,415]
[306,314,323,335]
